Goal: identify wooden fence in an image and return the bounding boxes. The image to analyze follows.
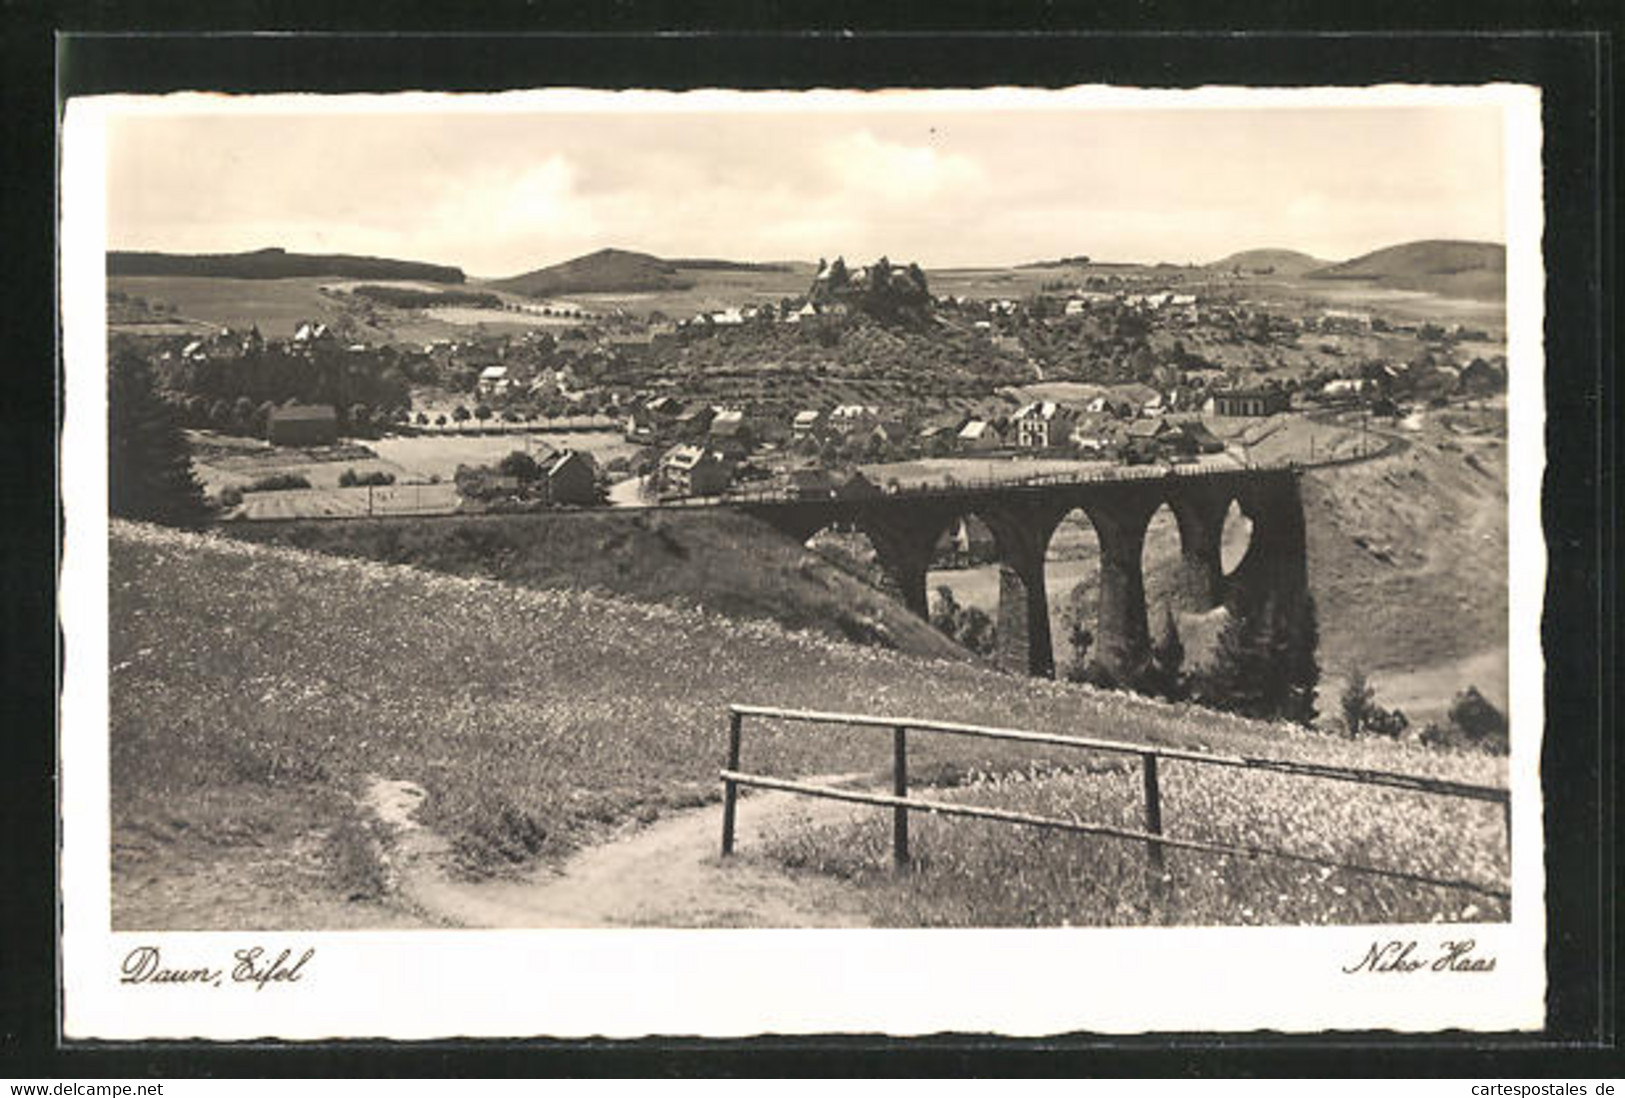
[718,704,1511,901]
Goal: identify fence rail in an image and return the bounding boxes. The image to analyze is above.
[718,704,1511,902]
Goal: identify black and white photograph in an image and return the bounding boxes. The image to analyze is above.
[58,82,1548,1038]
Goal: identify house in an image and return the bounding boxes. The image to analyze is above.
[1064,299,1089,316]
[674,404,717,439]
[539,449,598,505]
[1320,377,1368,400]
[645,394,683,419]
[476,365,510,397]
[827,404,880,433]
[1012,401,1077,450]
[267,404,337,447]
[708,409,754,455]
[624,405,657,442]
[1107,383,1162,418]
[659,445,732,498]
[834,469,883,500]
[1069,412,1118,454]
[1175,419,1225,454]
[1211,387,1289,417]
[788,466,839,499]
[791,409,826,439]
[957,418,1004,452]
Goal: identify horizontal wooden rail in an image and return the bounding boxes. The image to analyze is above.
[728,704,1508,805]
[719,770,1511,901]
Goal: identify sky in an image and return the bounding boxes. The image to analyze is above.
[103,94,1508,278]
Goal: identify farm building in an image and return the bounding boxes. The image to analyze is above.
[659,445,732,498]
[1211,387,1290,417]
[268,404,338,447]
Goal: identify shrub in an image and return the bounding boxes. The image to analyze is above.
[338,468,396,488]
[1447,687,1508,752]
[244,473,312,493]
[218,485,244,509]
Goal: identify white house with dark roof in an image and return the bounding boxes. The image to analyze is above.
[1012,401,1076,450]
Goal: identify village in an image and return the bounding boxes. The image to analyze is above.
[108,252,1508,519]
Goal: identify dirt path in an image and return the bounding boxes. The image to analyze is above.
[365,776,878,928]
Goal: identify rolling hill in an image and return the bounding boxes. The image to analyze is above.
[107,247,465,283]
[1207,249,1329,276]
[489,248,696,297]
[1307,240,1505,300]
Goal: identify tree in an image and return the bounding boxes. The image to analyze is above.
[1147,606,1187,700]
[474,404,493,422]
[1340,665,1376,736]
[1196,589,1319,725]
[1448,686,1507,750]
[108,352,209,526]
[498,450,540,482]
[1062,621,1095,684]
[452,405,471,423]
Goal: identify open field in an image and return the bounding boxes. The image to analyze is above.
[188,429,639,518]
[111,521,1508,929]
[366,430,640,478]
[109,276,351,339]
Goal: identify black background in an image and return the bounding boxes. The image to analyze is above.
[2,6,1617,1078]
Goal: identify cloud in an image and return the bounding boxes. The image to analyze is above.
[820,131,983,202]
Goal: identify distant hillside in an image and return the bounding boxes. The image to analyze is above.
[491,248,696,297]
[1207,249,1328,276]
[107,247,465,283]
[1307,240,1505,300]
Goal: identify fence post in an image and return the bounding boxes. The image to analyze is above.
[720,709,743,857]
[1142,752,1166,890]
[893,726,910,868]
[1502,797,1512,858]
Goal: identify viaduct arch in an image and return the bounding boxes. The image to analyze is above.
[738,466,1308,683]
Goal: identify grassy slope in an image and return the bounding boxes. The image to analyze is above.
[111,523,1507,929]
[1308,240,1505,300]
[221,509,969,662]
[108,276,355,340]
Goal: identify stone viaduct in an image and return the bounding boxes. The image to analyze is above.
[737,466,1308,682]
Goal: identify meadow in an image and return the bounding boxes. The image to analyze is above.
[108,276,348,339]
[110,521,1508,929]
